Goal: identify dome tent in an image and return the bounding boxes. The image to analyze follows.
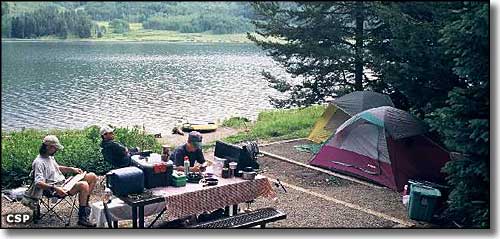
[309,106,450,191]
[307,91,394,143]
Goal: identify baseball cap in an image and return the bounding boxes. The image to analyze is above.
[100,125,114,135]
[188,131,203,142]
[43,135,64,150]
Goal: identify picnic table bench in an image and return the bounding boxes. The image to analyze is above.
[188,207,286,228]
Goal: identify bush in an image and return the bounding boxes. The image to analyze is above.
[221,117,250,128]
[109,18,130,33]
[1,125,161,189]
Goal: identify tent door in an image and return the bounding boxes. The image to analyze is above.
[336,122,382,175]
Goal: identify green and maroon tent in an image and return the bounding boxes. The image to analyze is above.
[309,106,450,191]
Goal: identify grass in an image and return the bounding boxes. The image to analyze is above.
[221,117,251,128]
[93,21,251,43]
[221,105,326,144]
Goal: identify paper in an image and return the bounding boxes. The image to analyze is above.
[62,172,87,192]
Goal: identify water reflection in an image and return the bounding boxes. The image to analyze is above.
[1,41,289,134]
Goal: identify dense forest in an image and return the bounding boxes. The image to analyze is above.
[1,2,255,38]
[250,2,489,228]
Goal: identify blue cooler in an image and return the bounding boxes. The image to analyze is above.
[106,166,144,197]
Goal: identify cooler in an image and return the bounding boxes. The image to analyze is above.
[131,154,170,189]
[408,183,441,222]
[172,172,187,187]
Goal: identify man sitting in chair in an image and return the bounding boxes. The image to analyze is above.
[100,125,133,169]
[31,135,97,227]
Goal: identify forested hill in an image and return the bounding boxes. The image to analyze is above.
[1,2,255,38]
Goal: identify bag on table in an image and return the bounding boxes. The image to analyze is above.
[106,166,144,197]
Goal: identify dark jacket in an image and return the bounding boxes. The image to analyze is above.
[100,139,131,169]
[172,143,205,167]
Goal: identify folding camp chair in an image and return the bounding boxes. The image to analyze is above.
[27,172,80,227]
[34,188,79,226]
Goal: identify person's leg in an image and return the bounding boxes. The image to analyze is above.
[68,181,90,206]
[83,172,97,195]
[68,181,95,227]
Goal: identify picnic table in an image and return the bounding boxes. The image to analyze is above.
[90,174,277,228]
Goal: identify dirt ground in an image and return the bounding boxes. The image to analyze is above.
[2,137,435,228]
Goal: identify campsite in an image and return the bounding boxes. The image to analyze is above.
[1,1,489,231]
[1,93,458,228]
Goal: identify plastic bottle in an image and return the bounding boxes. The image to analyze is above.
[166,159,174,186]
[183,156,190,176]
[402,184,410,206]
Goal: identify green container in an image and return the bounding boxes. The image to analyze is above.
[172,172,187,187]
[408,183,441,222]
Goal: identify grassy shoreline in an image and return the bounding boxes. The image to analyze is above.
[2,22,253,44]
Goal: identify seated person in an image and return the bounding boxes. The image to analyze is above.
[172,131,207,172]
[99,126,132,169]
[31,135,97,227]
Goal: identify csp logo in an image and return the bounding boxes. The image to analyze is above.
[5,214,31,224]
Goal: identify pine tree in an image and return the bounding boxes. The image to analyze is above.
[425,2,489,228]
[248,2,383,108]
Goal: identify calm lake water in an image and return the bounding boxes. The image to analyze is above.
[1,41,290,134]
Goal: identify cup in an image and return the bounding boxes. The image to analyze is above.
[222,168,230,178]
[229,162,237,170]
[229,162,237,178]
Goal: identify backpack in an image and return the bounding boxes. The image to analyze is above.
[214,140,260,174]
[239,141,260,170]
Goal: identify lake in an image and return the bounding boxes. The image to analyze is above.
[1,41,290,134]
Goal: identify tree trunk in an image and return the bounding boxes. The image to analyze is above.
[354,1,364,91]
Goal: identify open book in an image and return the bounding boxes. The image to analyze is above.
[62,172,87,192]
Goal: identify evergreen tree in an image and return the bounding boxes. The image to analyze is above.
[369,2,463,114]
[109,18,130,33]
[248,2,383,108]
[425,2,489,228]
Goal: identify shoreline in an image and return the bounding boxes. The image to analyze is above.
[1,38,252,44]
[1,34,253,44]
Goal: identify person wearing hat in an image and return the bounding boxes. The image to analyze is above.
[99,125,132,169]
[31,135,98,227]
[171,131,207,172]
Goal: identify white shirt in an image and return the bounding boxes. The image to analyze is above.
[32,155,66,184]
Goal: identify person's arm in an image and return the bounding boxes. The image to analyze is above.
[112,141,128,157]
[191,150,207,172]
[34,163,67,197]
[58,165,83,174]
[173,149,187,171]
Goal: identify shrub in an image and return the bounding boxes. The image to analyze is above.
[1,125,161,189]
[109,18,130,33]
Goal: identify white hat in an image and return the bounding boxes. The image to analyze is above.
[43,135,64,150]
[100,125,114,135]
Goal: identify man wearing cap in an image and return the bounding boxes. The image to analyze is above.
[31,135,97,227]
[171,131,207,172]
[99,125,132,169]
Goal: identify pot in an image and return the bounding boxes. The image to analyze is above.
[242,171,257,180]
